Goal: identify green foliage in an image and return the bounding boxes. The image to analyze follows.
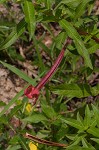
[0,0,99,149]
[0,61,44,85]
[50,83,99,98]
[22,0,35,40]
[0,19,26,50]
[59,19,93,69]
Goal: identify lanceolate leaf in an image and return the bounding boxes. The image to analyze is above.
[50,83,99,98]
[23,0,35,40]
[87,127,99,138]
[41,104,57,119]
[88,44,99,54]
[91,138,99,144]
[74,0,90,19]
[22,114,47,123]
[0,61,34,85]
[0,85,29,117]
[0,19,26,50]
[84,105,91,128]
[92,104,99,127]
[59,19,93,69]
[60,117,84,130]
[0,61,45,85]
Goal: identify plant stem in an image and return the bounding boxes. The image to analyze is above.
[24,133,67,147]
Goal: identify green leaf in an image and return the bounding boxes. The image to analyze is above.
[74,0,90,19]
[22,114,47,123]
[61,0,81,9]
[77,112,84,126]
[0,85,29,117]
[92,104,99,127]
[19,136,29,150]
[91,138,99,144]
[23,0,35,40]
[33,36,45,72]
[0,19,26,50]
[50,84,92,98]
[56,125,68,140]
[84,105,91,129]
[81,137,89,148]
[68,136,81,147]
[59,19,93,69]
[91,84,99,96]
[0,115,8,124]
[6,145,21,150]
[46,0,53,9]
[0,61,43,85]
[41,104,57,119]
[60,117,84,130]
[88,44,99,54]
[87,127,99,138]
[8,105,23,118]
[55,32,67,49]
[81,137,94,149]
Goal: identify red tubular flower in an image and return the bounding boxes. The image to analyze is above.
[24,85,39,99]
[24,37,72,104]
[36,48,65,90]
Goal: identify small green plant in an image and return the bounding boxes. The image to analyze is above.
[0,0,99,149]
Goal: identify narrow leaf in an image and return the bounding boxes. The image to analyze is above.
[74,0,90,19]
[59,19,93,69]
[0,85,29,117]
[0,61,35,85]
[0,19,26,50]
[92,104,99,127]
[23,0,35,40]
[41,104,57,119]
[87,127,99,138]
[22,114,47,123]
[6,145,21,150]
[91,138,99,144]
[50,84,93,98]
[84,105,91,128]
[60,117,84,130]
[0,61,44,85]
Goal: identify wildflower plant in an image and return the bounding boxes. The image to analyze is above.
[0,0,99,150]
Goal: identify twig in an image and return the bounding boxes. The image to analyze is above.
[24,132,67,147]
